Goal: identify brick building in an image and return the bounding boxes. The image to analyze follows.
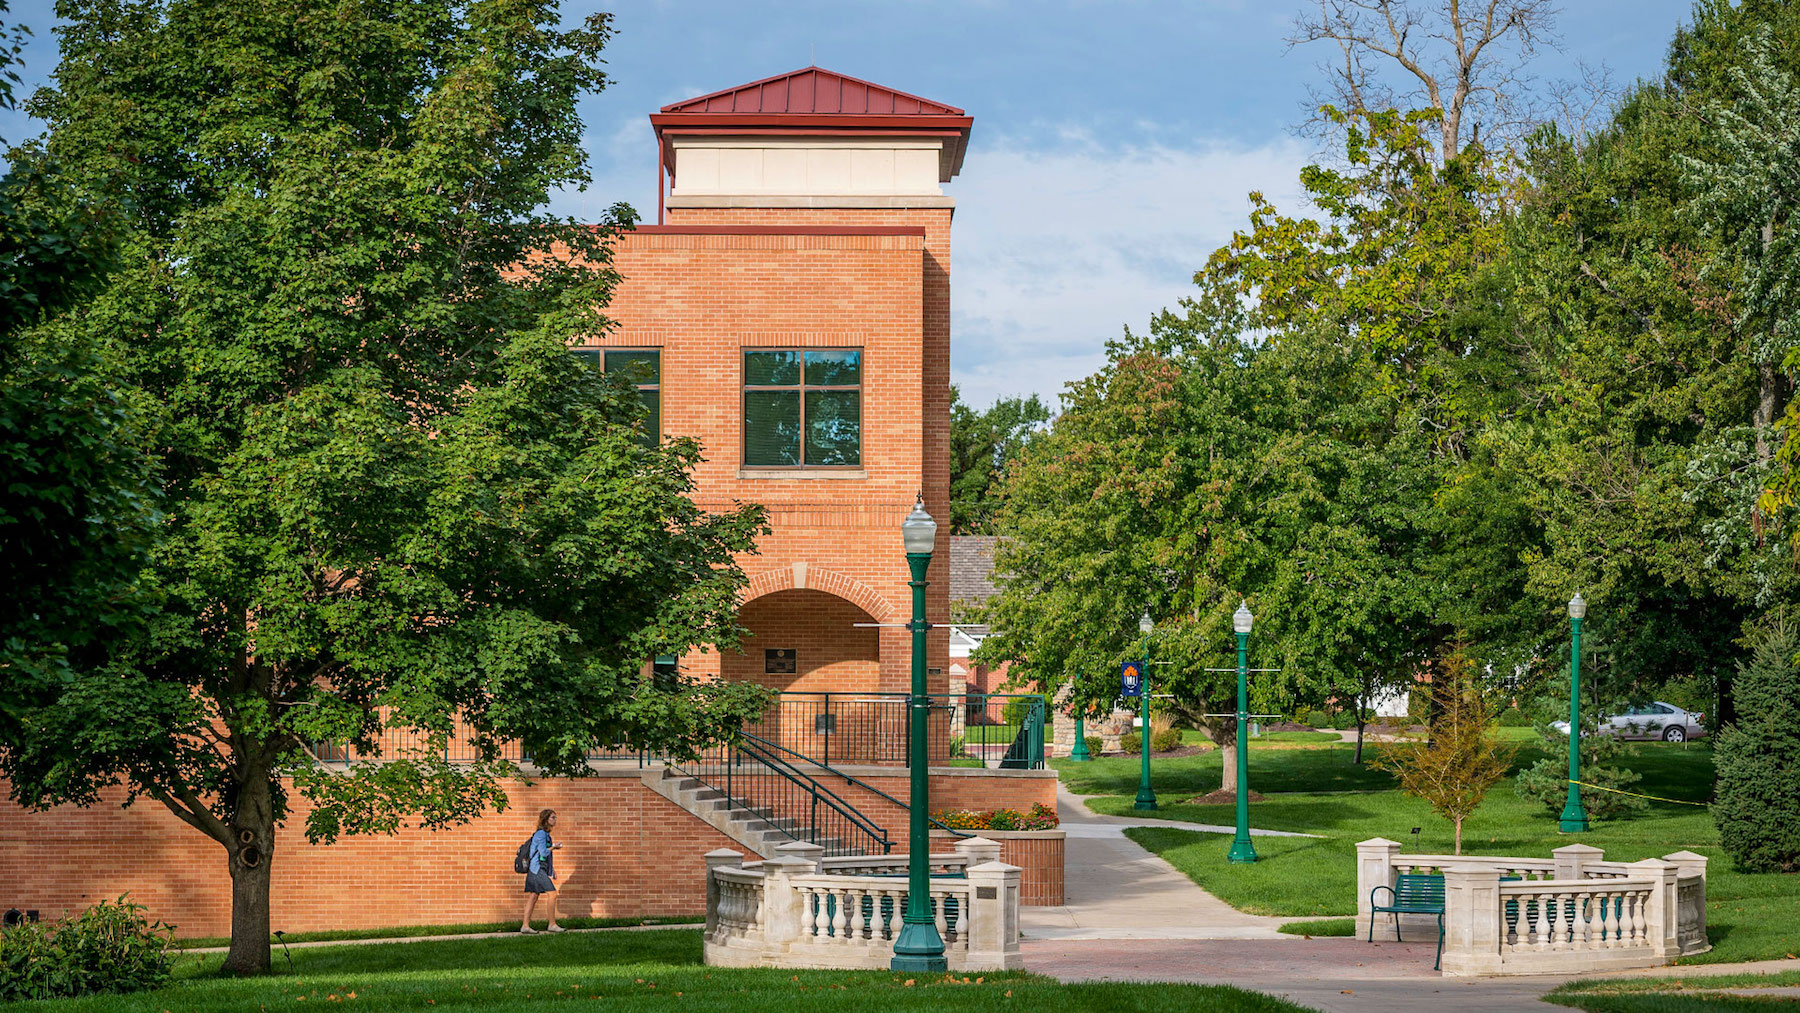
[0,68,1067,938]
[599,66,972,697]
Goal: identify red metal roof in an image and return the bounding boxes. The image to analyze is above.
[650,67,973,180]
[660,66,963,116]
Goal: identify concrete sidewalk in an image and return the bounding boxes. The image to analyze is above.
[1025,785,1800,1012]
[1020,785,1296,941]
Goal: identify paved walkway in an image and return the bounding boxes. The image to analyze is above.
[1022,786,1800,1011]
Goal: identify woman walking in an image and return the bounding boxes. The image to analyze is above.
[519,809,565,933]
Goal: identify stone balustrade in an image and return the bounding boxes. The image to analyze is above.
[704,837,1022,971]
[1357,838,1710,976]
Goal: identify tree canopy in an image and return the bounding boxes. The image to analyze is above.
[0,0,768,974]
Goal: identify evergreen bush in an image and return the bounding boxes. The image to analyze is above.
[1515,721,1646,820]
[1119,732,1142,753]
[1084,736,1104,757]
[1497,706,1532,727]
[1713,627,1800,872]
[1302,708,1331,729]
[1151,727,1183,752]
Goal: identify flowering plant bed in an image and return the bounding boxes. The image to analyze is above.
[933,802,1059,831]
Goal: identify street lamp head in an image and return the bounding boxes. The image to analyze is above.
[901,498,937,555]
[1138,611,1154,635]
[1233,600,1254,635]
[1568,591,1586,620]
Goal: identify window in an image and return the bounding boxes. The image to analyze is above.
[574,348,660,441]
[742,349,861,467]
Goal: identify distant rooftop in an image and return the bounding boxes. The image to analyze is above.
[950,535,1002,606]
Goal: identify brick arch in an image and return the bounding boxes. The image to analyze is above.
[742,564,894,623]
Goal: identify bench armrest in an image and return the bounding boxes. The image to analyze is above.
[1369,884,1396,908]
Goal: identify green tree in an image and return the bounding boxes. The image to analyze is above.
[1713,624,1800,872]
[0,1,767,975]
[949,386,1049,534]
[0,0,151,716]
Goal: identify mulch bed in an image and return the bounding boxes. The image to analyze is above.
[1185,788,1269,805]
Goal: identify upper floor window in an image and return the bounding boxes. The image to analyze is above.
[574,348,660,442]
[742,349,861,467]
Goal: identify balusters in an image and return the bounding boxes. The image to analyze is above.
[1573,893,1592,950]
[1597,890,1614,947]
[847,888,865,941]
[830,887,848,939]
[953,893,968,944]
[1630,890,1648,946]
[812,887,831,938]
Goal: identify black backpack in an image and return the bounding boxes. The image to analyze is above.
[514,838,533,875]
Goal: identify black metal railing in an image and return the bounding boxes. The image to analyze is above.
[669,737,891,858]
[742,692,1047,770]
[740,732,974,839]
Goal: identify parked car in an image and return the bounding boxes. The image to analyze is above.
[1551,701,1706,742]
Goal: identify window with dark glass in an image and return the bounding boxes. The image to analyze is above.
[742,349,861,467]
[574,348,660,441]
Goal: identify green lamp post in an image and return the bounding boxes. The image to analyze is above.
[1227,600,1259,864]
[891,499,947,972]
[1069,690,1093,762]
[1558,591,1591,834]
[1133,610,1157,811]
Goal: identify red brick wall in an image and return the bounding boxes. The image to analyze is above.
[595,209,952,695]
[0,768,1056,936]
[0,775,738,939]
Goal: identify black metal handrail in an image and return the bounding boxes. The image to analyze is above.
[669,737,891,857]
[740,732,975,839]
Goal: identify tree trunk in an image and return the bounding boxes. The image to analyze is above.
[221,773,276,975]
[1453,816,1463,856]
[1354,714,1367,765]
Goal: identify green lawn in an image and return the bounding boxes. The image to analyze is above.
[1067,741,1798,965]
[1549,970,1800,1011]
[17,930,1312,1012]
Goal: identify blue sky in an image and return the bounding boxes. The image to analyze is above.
[1,1,1701,406]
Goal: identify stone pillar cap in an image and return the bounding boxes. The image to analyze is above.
[1663,850,1709,863]
[774,841,826,856]
[955,836,1001,849]
[1552,843,1606,856]
[967,860,1021,874]
[704,848,746,860]
[1358,837,1402,848]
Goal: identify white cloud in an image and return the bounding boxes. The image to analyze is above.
[948,133,1312,408]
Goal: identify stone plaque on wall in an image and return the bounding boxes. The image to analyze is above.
[765,648,796,674]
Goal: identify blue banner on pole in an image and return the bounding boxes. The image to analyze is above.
[1121,660,1143,697]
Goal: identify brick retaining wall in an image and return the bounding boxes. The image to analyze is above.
[0,766,1059,938]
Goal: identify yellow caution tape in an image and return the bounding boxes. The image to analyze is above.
[1568,780,1710,807]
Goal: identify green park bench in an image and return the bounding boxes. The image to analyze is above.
[1368,872,1445,970]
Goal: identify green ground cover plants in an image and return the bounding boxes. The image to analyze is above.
[13,930,1312,1012]
[1070,742,1798,964]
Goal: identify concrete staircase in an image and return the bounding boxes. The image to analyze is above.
[640,767,855,859]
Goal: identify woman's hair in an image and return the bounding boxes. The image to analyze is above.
[536,809,556,831]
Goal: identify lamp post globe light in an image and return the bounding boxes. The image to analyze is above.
[1133,611,1157,811]
[1558,592,1591,834]
[1227,600,1259,864]
[890,499,947,971]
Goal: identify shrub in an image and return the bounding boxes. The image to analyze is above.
[1515,721,1646,821]
[1301,709,1331,729]
[1119,732,1142,753]
[0,897,173,1002]
[986,807,1024,831]
[1083,736,1104,757]
[948,734,968,758]
[1714,627,1800,872]
[1151,727,1183,752]
[1373,654,1516,854]
[1329,710,1355,730]
[1001,695,1041,728]
[1497,706,1532,727]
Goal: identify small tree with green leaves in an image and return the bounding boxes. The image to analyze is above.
[1713,624,1800,872]
[1374,654,1516,854]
